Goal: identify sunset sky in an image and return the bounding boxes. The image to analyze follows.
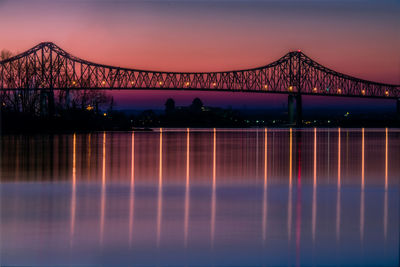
[1,0,399,110]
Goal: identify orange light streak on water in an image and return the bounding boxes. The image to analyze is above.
[336,128,341,242]
[312,128,317,243]
[361,128,365,190]
[157,128,163,248]
[385,128,388,190]
[384,128,388,241]
[129,132,135,247]
[100,132,106,246]
[211,128,216,248]
[262,128,268,243]
[70,133,77,246]
[184,128,190,248]
[288,128,293,242]
[360,128,364,242]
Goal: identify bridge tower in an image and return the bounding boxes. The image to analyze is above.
[287,51,303,127]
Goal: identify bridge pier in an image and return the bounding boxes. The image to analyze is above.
[288,95,295,125]
[296,94,302,127]
[65,89,70,109]
[40,90,48,116]
[48,90,55,116]
[288,94,302,127]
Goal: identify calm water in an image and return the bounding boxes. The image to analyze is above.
[1,129,399,266]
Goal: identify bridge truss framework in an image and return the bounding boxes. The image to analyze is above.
[1,42,399,125]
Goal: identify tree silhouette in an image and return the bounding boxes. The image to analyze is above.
[190,97,203,113]
[165,98,175,115]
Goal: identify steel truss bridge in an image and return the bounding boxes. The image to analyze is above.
[1,42,399,125]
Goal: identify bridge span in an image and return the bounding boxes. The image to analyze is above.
[1,42,399,125]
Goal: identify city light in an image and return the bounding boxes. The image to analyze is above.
[337,88,342,94]
[264,84,268,89]
[313,87,317,93]
[288,86,293,92]
[361,89,365,95]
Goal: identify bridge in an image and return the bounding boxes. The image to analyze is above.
[1,42,399,125]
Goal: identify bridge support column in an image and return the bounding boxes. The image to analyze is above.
[65,89,70,109]
[288,95,295,125]
[296,94,302,127]
[48,90,55,116]
[40,90,47,117]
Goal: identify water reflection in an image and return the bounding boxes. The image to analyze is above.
[184,128,190,248]
[157,129,163,248]
[129,132,135,246]
[262,128,267,244]
[211,128,216,248]
[0,129,398,266]
[288,128,293,243]
[70,133,76,246]
[100,132,106,246]
[360,128,365,242]
[312,128,317,243]
[336,128,341,242]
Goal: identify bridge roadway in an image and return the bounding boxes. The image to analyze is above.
[1,42,399,125]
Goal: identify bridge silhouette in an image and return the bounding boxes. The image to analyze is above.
[1,42,399,125]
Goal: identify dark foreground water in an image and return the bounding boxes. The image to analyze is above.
[1,129,399,266]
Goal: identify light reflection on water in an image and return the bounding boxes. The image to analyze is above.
[1,128,399,266]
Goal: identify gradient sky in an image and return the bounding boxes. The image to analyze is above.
[1,0,399,110]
